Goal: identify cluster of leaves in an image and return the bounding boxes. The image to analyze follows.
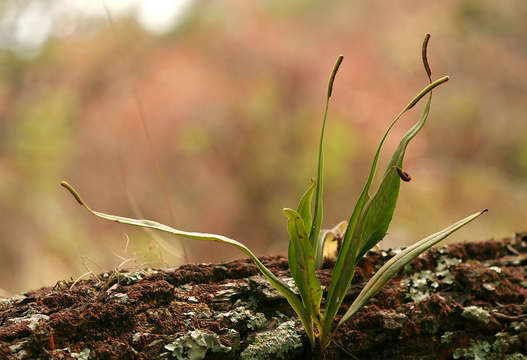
[61,35,485,350]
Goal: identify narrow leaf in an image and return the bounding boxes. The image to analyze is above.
[284,208,323,318]
[297,179,317,238]
[352,34,437,262]
[323,36,447,331]
[354,92,432,262]
[336,209,487,329]
[290,180,317,282]
[60,181,315,343]
[310,55,344,251]
[322,76,448,332]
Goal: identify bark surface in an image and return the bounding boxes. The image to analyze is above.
[2,234,527,359]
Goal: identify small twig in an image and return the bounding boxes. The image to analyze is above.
[117,258,136,270]
[70,271,94,290]
[493,312,527,322]
[506,244,520,256]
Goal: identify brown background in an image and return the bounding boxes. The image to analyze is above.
[1,0,526,294]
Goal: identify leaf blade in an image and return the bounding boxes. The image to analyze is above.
[354,91,432,262]
[336,209,487,329]
[60,181,315,343]
[297,179,317,239]
[310,55,344,251]
[322,77,447,330]
[284,208,323,319]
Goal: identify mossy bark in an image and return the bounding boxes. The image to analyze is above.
[2,234,527,359]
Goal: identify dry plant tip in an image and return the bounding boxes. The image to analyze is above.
[327,55,344,98]
[422,33,432,80]
[61,181,84,206]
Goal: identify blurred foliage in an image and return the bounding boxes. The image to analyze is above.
[0,0,526,294]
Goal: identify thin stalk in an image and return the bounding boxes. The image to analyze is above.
[311,55,344,252]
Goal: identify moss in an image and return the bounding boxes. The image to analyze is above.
[240,320,303,360]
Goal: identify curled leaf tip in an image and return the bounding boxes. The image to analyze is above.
[422,34,432,80]
[396,167,412,182]
[327,55,344,98]
[60,181,85,207]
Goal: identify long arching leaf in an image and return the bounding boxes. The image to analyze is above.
[322,76,448,333]
[335,209,487,330]
[60,181,315,344]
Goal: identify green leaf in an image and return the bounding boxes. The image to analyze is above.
[322,76,448,333]
[297,179,317,239]
[284,208,323,320]
[290,180,317,282]
[354,92,432,262]
[310,55,344,252]
[335,209,487,330]
[60,181,315,345]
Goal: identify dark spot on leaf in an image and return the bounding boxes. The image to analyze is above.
[396,167,412,182]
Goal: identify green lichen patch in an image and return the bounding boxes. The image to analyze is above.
[120,269,159,285]
[100,268,158,286]
[436,255,462,285]
[215,302,269,331]
[0,295,26,311]
[70,348,91,360]
[440,331,455,345]
[402,270,438,302]
[453,339,492,359]
[247,275,299,301]
[213,281,250,302]
[461,306,491,324]
[6,313,49,330]
[240,320,304,360]
[379,311,407,330]
[164,329,233,360]
[402,255,462,302]
[506,354,527,360]
[452,333,523,360]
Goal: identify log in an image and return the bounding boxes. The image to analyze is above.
[1,233,527,359]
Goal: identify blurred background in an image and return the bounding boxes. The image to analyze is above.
[1,0,526,295]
